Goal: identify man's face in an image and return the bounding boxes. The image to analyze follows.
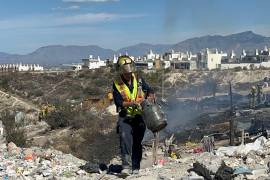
[122,72,132,81]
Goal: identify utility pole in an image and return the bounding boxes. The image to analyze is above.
[161,66,165,101]
[229,81,234,145]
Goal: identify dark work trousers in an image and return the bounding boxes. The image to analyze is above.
[117,115,146,170]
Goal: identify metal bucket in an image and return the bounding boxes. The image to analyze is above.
[141,99,167,133]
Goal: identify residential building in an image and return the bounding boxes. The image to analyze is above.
[172,60,197,70]
[163,50,196,61]
[135,61,154,70]
[220,47,270,70]
[0,63,44,72]
[62,63,83,71]
[82,55,106,70]
[144,50,160,61]
[198,48,227,70]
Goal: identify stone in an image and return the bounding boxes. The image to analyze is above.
[76,169,87,175]
[7,142,21,156]
[23,170,31,176]
[42,170,52,177]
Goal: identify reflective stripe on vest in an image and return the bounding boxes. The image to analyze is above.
[114,74,144,116]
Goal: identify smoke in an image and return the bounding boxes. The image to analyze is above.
[164,0,182,33]
[162,79,226,132]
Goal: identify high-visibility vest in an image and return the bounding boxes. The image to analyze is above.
[114,74,144,116]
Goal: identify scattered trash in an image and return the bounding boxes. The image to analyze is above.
[216,136,267,156]
[233,166,252,175]
[79,162,107,174]
[193,147,204,154]
[185,142,199,149]
[157,159,166,166]
[215,161,233,179]
[1,141,88,179]
[108,164,122,174]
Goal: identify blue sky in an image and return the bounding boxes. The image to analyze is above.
[0,0,270,54]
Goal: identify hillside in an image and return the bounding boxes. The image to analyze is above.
[0,45,115,66]
[0,69,270,179]
[172,31,270,54]
[1,31,270,66]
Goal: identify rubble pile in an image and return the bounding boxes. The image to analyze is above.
[193,137,270,179]
[0,141,91,180]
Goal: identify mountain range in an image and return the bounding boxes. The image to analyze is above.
[1,31,270,66]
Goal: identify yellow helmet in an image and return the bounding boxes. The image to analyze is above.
[116,55,136,74]
[251,86,256,90]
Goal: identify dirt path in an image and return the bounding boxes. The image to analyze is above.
[0,89,39,111]
[46,79,68,95]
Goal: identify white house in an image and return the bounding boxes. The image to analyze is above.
[163,50,197,61]
[220,47,270,70]
[144,50,160,61]
[135,61,154,70]
[198,48,227,70]
[0,63,44,72]
[82,55,106,70]
[113,55,118,64]
[163,60,171,69]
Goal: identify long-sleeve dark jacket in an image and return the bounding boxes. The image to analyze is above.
[113,75,153,116]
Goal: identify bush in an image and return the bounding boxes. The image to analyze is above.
[1,111,27,146]
[250,64,255,70]
[0,76,11,90]
[233,66,242,72]
[44,107,72,129]
[44,104,100,130]
[83,86,104,96]
[29,89,44,97]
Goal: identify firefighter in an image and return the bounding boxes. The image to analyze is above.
[112,55,154,175]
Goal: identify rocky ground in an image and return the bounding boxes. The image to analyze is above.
[2,129,270,180]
